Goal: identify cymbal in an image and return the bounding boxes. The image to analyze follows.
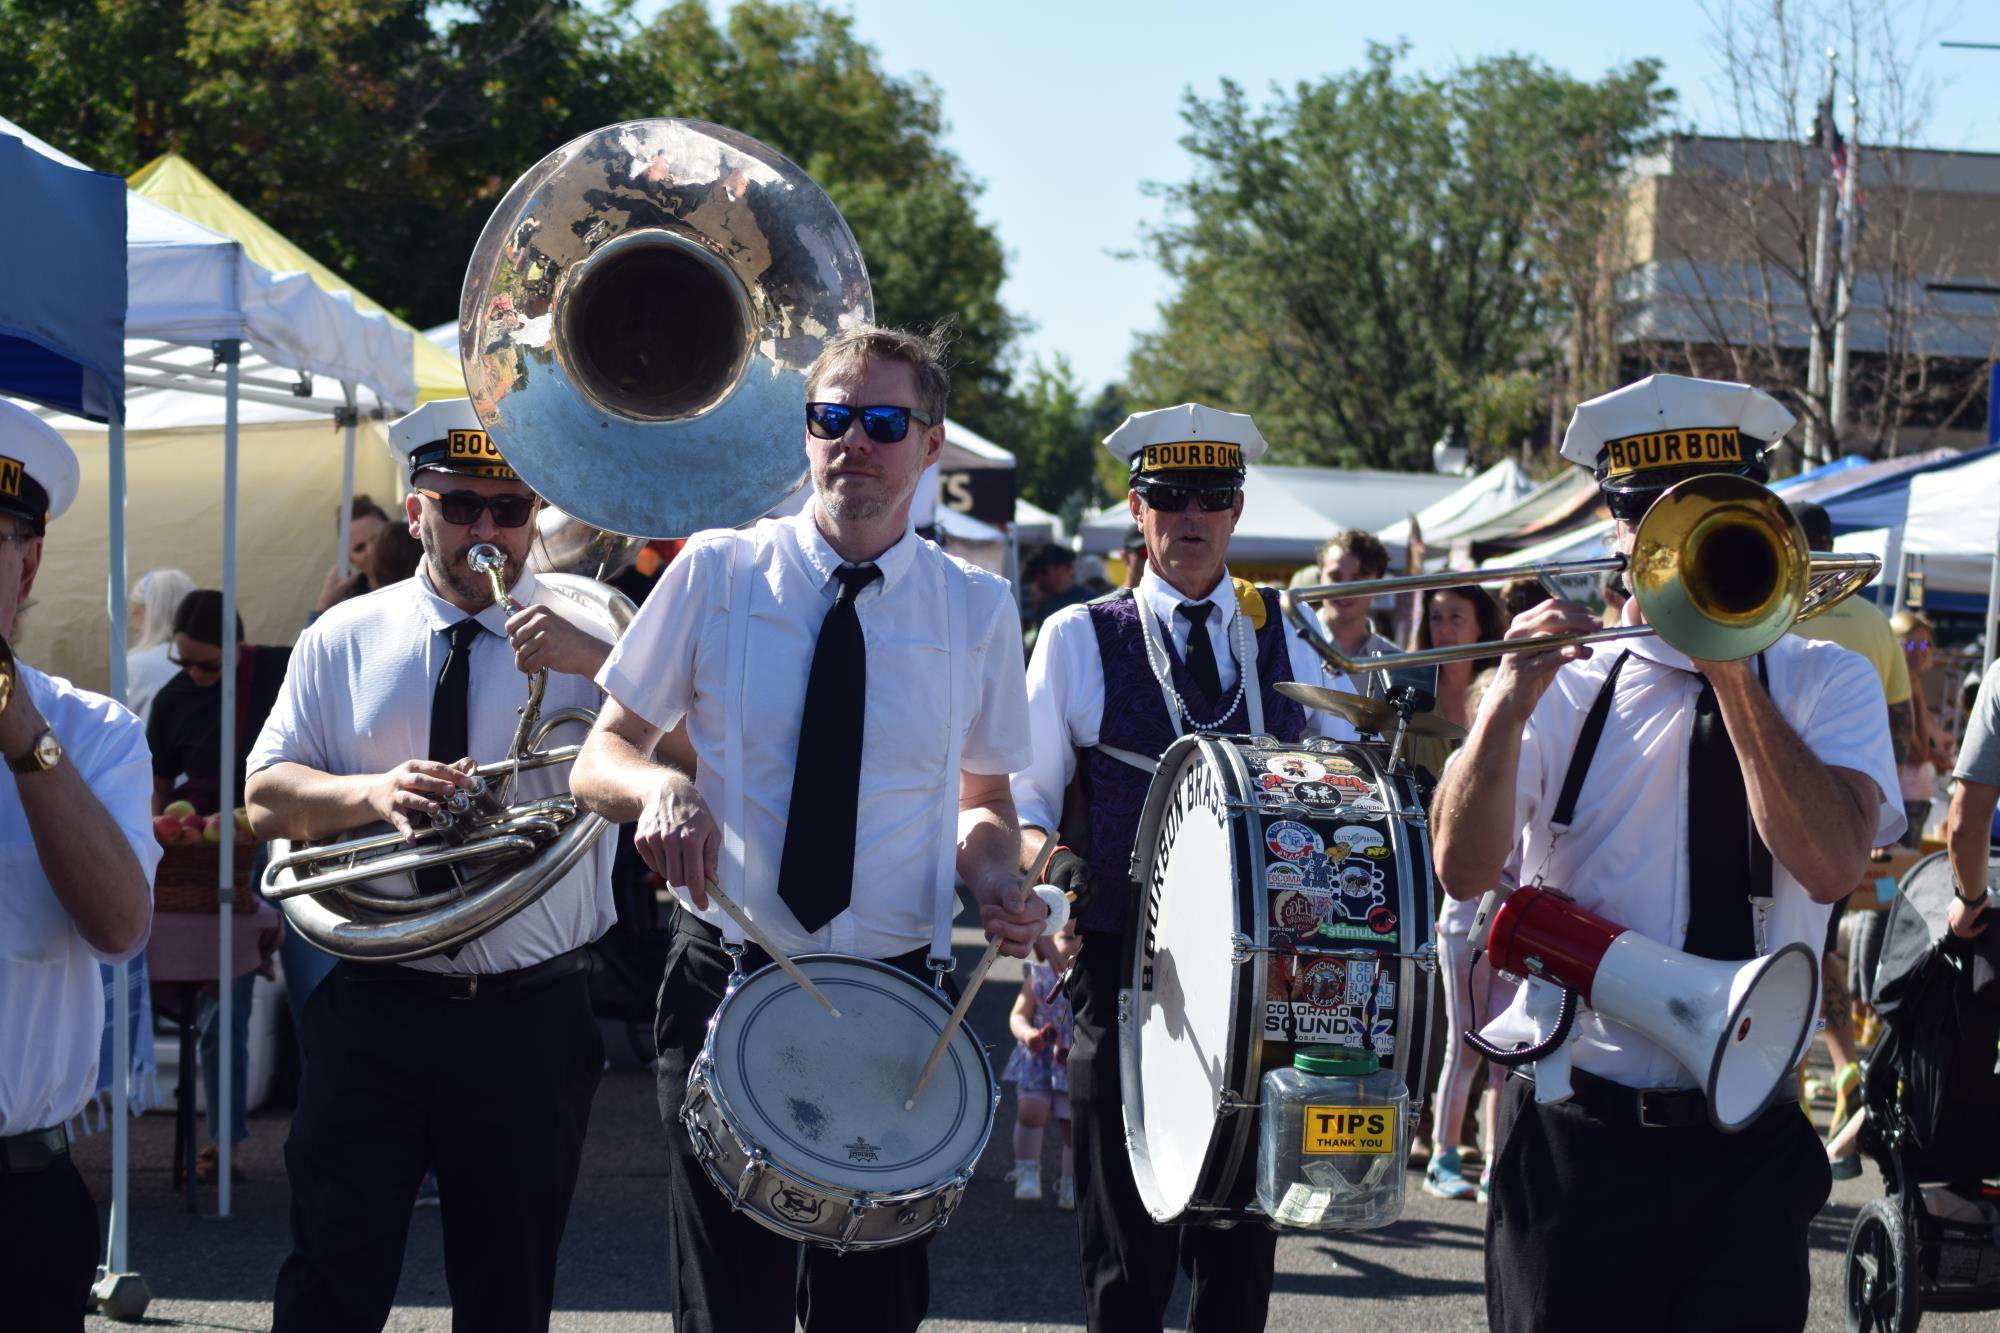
[1276,682,1467,742]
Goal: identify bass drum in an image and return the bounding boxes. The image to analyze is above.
[1120,733,1437,1225]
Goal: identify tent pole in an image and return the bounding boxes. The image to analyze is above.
[338,383,357,579]
[215,340,240,1220]
[1891,547,1910,616]
[105,409,140,1293]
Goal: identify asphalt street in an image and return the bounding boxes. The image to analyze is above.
[73,931,1992,1331]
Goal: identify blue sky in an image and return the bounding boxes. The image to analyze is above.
[644,2,2000,391]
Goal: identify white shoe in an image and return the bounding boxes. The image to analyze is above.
[1013,1161,1042,1201]
[1055,1176,1076,1211]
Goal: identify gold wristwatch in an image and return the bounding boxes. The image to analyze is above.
[6,727,62,774]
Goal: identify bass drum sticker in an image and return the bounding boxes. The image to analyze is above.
[1262,752,1327,783]
[1265,821,1323,861]
[1329,824,1389,861]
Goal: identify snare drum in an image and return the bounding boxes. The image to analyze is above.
[1121,733,1437,1224]
[682,956,998,1251]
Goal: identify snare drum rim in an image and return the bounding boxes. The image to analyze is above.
[698,954,1000,1199]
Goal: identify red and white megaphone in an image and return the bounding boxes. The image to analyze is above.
[1466,884,1818,1132]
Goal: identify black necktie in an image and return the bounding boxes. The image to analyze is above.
[1683,672,1766,961]
[776,564,882,933]
[1177,600,1223,703]
[417,619,481,900]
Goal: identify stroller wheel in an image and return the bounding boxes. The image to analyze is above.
[1847,1197,1921,1332]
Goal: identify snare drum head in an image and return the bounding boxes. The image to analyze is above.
[708,957,994,1195]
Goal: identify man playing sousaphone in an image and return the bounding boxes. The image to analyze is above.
[246,399,618,1332]
[571,325,1041,1332]
[1431,375,1902,1332]
[1010,403,1360,1332]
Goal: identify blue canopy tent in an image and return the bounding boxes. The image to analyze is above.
[1817,444,2000,612]
[0,128,150,1315]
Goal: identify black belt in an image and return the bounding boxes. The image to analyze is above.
[1529,1067,1802,1130]
[344,948,589,1000]
[0,1125,69,1174]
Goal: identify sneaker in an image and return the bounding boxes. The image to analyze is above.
[1423,1149,1476,1200]
[1055,1176,1076,1211]
[1013,1161,1043,1202]
[1476,1159,1493,1204]
[414,1172,440,1209]
[1829,1153,1863,1181]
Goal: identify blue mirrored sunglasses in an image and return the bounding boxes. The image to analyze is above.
[806,402,935,444]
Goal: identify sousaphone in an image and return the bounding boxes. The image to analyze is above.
[267,120,873,960]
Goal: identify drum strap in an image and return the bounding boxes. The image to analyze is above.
[1549,651,1631,832]
[1093,743,1158,775]
[928,553,969,974]
[718,530,759,947]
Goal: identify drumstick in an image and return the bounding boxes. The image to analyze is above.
[905,883,1070,1110]
[702,879,841,1019]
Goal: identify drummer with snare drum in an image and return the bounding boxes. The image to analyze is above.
[1431,376,1903,1332]
[1010,403,1361,1333]
[571,325,1042,1333]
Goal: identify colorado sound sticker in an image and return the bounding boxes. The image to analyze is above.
[1266,821,1323,861]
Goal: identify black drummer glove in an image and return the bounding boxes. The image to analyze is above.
[1042,845,1095,920]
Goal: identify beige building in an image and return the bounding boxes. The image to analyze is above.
[1614,135,2000,456]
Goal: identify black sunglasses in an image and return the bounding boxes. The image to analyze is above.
[168,652,224,675]
[1136,482,1239,513]
[413,487,536,528]
[806,402,935,444]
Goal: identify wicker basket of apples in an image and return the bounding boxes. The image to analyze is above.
[153,800,261,912]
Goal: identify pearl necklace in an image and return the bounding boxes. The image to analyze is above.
[1140,596,1255,732]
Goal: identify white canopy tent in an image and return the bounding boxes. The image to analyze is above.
[1902,451,2000,671]
[8,112,415,1253]
[1078,465,1465,569]
[1377,459,1537,549]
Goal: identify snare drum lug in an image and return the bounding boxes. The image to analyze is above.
[1116,990,1131,1027]
[1214,1088,1259,1115]
[733,1150,765,1205]
[1415,943,1439,975]
[1230,932,1255,966]
[837,1198,870,1249]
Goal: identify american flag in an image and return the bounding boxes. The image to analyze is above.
[1818,94,1864,238]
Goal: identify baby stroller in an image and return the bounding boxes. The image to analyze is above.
[1845,851,2000,1332]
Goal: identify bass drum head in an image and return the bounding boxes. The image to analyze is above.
[1122,734,1436,1226]
[707,957,994,1195]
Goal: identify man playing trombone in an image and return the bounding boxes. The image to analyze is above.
[246,399,618,1333]
[1430,375,1902,1332]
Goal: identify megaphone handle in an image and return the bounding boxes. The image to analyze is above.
[1463,983,1580,1066]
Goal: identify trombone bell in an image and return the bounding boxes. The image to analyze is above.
[1280,473,1882,677]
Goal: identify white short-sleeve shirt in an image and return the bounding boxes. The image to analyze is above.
[596,510,1032,960]
[1490,627,1902,1089]
[0,664,161,1134]
[247,566,616,975]
[1010,564,1362,836]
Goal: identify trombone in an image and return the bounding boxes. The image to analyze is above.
[1282,474,1882,676]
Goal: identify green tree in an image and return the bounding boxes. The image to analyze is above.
[1132,46,1672,471]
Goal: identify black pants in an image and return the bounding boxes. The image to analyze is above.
[272,959,603,1332]
[1486,1072,1831,1333]
[0,1149,98,1330]
[654,912,942,1333]
[1069,932,1277,1333]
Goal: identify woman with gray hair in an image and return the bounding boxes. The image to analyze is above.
[124,567,194,722]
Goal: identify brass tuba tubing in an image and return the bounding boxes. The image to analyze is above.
[1283,474,1882,677]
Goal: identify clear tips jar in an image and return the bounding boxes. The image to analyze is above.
[1256,1046,1408,1230]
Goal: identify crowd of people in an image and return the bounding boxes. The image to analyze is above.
[1,329,1995,1333]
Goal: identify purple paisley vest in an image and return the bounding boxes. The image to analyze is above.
[1079,585,1307,934]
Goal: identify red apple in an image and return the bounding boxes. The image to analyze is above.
[200,814,225,844]
[153,815,182,844]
